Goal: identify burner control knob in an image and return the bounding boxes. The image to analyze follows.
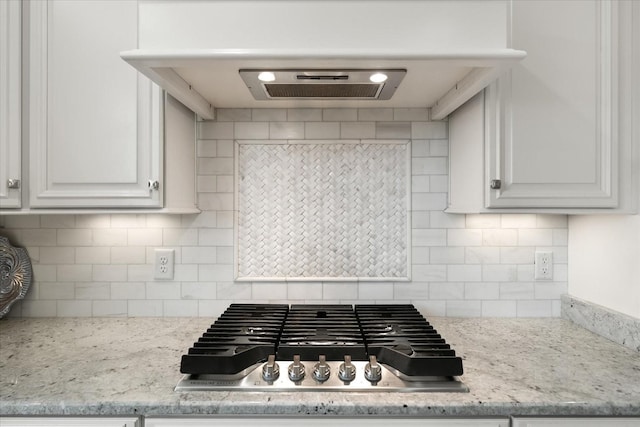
[262,354,280,382]
[312,355,331,382]
[364,355,382,383]
[288,355,306,382]
[338,355,356,382]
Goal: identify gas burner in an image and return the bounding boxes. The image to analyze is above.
[176,303,467,392]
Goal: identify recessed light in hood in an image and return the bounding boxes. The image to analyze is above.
[239,69,406,100]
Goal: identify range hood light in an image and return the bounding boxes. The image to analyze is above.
[369,72,388,83]
[258,71,276,82]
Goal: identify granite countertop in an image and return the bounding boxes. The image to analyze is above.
[1,317,639,418]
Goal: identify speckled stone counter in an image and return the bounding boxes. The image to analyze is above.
[1,317,639,418]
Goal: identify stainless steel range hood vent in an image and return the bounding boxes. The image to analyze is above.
[239,69,406,100]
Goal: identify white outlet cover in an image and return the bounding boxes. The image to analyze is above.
[154,248,175,280]
[534,251,553,280]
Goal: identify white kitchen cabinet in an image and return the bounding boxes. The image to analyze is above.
[144,417,509,427]
[448,0,638,213]
[0,0,22,209]
[511,417,640,427]
[26,0,162,208]
[0,417,140,427]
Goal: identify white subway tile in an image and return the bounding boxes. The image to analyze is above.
[93,265,127,282]
[39,247,75,264]
[500,247,534,264]
[536,214,568,228]
[482,300,517,317]
[429,140,448,156]
[182,246,216,264]
[76,282,110,300]
[358,108,393,121]
[411,139,429,157]
[465,214,501,229]
[40,282,75,300]
[146,282,181,299]
[75,215,111,229]
[216,282,252,299]
[128,264,152,282]
[448,265,481,282]
[198,158,234,175]
[197,139,217,157]
[517,300,553,317]
[412,193,447,210]
[174,265,199,282]
[430,247,465,264]
[253,108,287,121]
[411,175,430,192]
[216,140,234,157]
[413,300,446,316]
[111,247,145,264]
[465,247,500,264]
[446,300,481,317]
[235,122,269,139]
[215,109,251,122]
[216,176,234,193]
[305,122,340,139]
[412,158,447,175]
[252,282,287,300]
[111,214,146,228]
[199,229,234,246]
[430,282,464,299]
[341,122,375,139]
[323,108,357,121]
[554,264,568,281]
[197,176,217,193]
[517,265,535,281]
[57,265,92,282]
[411,247,429,264]
[482,229,518,246]
[518,229,553,246]
[199,264,234,281]
[500,282,534,299]
[32,265,57,281]
[411,211,430,229]
[164,228,199,246]
[430,211,465,229]
[57,229,92,246]
[535,282,568,299]
[359,282,393,300]
[128,228,163,246]
[57,300,92,317]
[182,282,217,299]
[111,282,146,300]
[411,122,447,139]
[447,229,483,246]
[288,108,322,122]
[323,282,357,300]
[375,122,410,139]
[393,282,428,299]
[287,282,322,300]
[75,247,111,265]
[92,300,127,317]
[197,193,234,211]
[93,229,127,246]
[429,175,448,192]
[198,299,234,317]
[216,211,234,228]
[412,265,447,281]
[501,214,537,228]
[21,229,57,246]
[181,212,217,228]
[482,264,518,282]
[147,215,182,229]
[465,282,499,300]
[164,300,199,317]
[128,300,163,317]
[21,300,57,317]
[41,215,75,229]
[216,247,234,264]
[270,122,305,139]
[198,121,234,139]
[412,229,446,246]
[4,215,40,228]
[394,108,428,121]
[553,229,569,246]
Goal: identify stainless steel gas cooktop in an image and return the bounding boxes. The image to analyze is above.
[175,304,468,392]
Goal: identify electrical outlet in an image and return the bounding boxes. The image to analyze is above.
[154,248,174,280]
[534,251,553,280]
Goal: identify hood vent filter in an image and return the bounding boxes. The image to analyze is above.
[240,69,406,100]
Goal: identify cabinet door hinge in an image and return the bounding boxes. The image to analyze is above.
[148,180,160,191]
[490,179,501,190]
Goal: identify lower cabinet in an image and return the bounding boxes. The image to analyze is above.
[144,418,509,427]
[0,417,139,427]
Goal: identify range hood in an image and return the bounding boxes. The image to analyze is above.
[122,1,526,120]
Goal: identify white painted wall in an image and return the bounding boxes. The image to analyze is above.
[568,209,640,319]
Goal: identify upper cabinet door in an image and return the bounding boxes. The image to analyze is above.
[486,0,629,208]
[27,0,162,208]
[0,0,22,208]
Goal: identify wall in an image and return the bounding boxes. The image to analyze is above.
[568,212,640,319]
[0,108,568,318]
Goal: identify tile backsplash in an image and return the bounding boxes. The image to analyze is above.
[0,108,568,318]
